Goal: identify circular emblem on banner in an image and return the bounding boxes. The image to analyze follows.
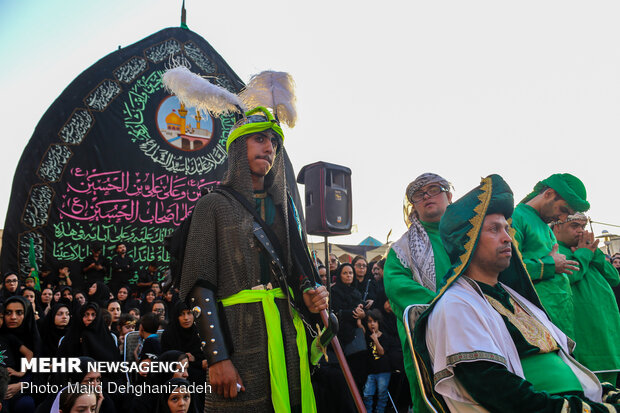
[156,95,214,151]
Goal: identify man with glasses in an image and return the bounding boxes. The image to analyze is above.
[384,172,453,412]
[512,173,589,339]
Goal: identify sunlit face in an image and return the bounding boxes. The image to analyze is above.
[22,290,36,306]
[82,308,97,327]
[67,393,97,413]
[152,302,165,316]
[88,283,97,296]
[353,259,367,278]
[340,266,354,286]
[107,302,121,322]
[178,309,194,329]
[117,288,128,301]
[41,288,53,304]
[412,183,452,223]
[55,306,71,328]
[167,388,191,413]
[613,258,620,270]
[62,289,73,301]
[4,275,18,292]
[75,293,86,306]
[121,323,135,335]
[246,132,278,177]
[471,214,513,273]
[367,316,379,333]
[4,302,25,329]
[173,358,189,379]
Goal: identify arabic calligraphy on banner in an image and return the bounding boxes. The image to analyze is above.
[2,28,246,277]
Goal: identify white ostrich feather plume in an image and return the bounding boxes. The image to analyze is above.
[240,71,297,127]
[161,66,244,117]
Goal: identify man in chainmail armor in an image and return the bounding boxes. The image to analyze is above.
[179,105,328,413]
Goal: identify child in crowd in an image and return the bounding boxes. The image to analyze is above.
[135,312,161,366]
[363,309,394,413]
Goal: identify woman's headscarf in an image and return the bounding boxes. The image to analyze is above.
[331,263,363,312]
[87,281,111,308]
[1,271,21,302]
[57,302,119,361]
[40,303,71,357]
[116,284,139,313]
[160,301,202,357]
[139,289,156,314]
[0,296,41,357]
[156,378,198,413]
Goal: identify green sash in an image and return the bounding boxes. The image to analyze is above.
[221,288,316,413]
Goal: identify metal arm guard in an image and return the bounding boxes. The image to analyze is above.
[188,284,230,366]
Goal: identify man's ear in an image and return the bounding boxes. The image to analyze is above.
[542,188,556,200]
[447,192,453,204]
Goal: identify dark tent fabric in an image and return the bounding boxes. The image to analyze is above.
[1,26,304,279]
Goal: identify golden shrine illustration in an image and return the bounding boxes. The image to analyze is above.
[157,95,213,151]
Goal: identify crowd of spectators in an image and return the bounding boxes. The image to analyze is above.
[313,254,410,413]
[0,242,199,413]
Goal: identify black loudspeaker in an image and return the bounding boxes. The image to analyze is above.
[297,161,352,236]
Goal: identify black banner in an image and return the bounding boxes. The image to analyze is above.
[1,27,245,282]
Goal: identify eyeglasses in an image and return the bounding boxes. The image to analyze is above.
[329,258,338,263]
[5,279,18,284]
[354,263,367,268]
[411,185,449,204]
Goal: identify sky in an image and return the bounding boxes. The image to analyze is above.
[1,0,620,250]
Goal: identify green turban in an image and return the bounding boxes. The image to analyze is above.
[436,174,542,308]
[521,173,589,212]
[226,106,284,152]
[440,174,514,266]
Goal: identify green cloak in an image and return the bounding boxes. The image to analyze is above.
[558,241,620,375]
[512,203,575,339]
[384,220,450,413]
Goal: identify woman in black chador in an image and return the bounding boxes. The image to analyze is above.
[57,301,119,361]
[161,301,207,405]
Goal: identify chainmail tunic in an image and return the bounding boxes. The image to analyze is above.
[180,136,302,412]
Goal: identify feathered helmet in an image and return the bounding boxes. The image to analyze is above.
[162,66,297,152]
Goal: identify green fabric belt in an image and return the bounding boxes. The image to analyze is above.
[221,288,316,413]
[521,351,582,394]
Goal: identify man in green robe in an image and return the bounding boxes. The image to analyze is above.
[384,172,452,412]
[552,212,620,384]
[512,173,589,338]
[411,174,620,412]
